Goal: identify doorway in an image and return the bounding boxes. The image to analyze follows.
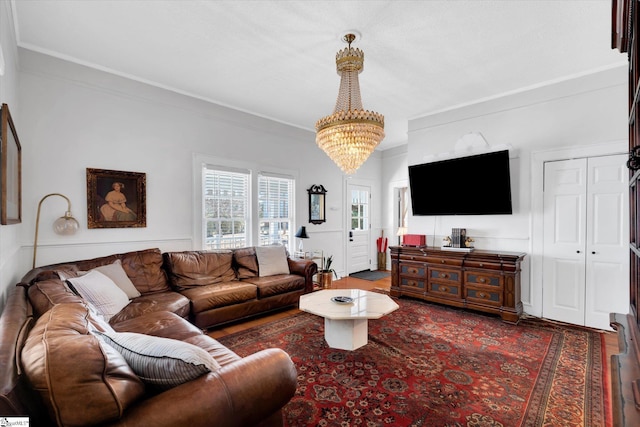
[347,183,371,274]
[542,154,629,330]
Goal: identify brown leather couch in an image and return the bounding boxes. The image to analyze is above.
[0,247,317,426]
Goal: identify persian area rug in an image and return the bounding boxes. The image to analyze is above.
[216,299,611,427]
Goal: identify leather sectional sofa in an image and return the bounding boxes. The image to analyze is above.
[0,247,317,426]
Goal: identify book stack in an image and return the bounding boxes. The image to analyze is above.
[451,228,467,248]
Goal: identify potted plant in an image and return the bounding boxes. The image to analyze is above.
[318,255,337,289]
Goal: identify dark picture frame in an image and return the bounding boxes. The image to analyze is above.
[87,168,146,229]
[1,103,22,225]
[307,184,326,224]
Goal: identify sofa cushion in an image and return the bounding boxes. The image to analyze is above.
[180,282,257,313]
[27,278,85,318]
[93,259,142,299]
[21,303,145,426]
[67,270,130,321]
[57,259,142,300]
[109,291,191,325]
[95,330,221,391]
[73,248,171,294]
[164,251,236,290]
[255,245,290,277]
[233,247,259,279]
[242,274,306,298]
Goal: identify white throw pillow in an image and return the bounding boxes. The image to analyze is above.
[66,270,130,321]
[95,330,220,390]
[255,245,290,277]
[93,259,141,299]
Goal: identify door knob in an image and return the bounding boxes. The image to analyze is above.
[591,251,596,254]
[576,250,580,253]
[349,231,353,242]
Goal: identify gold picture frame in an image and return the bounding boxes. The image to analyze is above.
[1,104,22,225]
[87,168,146,228]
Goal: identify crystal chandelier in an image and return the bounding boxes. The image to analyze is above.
[315,34,384,175]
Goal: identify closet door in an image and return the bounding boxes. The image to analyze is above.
[542,158,587,326]
[542,155,629,329]
[584,155,629,330]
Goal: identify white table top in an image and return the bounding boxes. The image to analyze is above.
[299,289,399,320]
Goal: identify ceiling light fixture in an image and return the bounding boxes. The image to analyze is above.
[315,33,384,175]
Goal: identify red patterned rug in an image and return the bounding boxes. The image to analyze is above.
[216,298,611,427]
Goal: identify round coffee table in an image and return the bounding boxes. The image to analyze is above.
[299,289,399,350]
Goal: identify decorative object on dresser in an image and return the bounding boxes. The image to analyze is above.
[402,234,426,246]
[86,168,146,228]
[390,245,525,323]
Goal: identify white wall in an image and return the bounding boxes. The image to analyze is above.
[0,48,385,311]
[381,65,628,316]
[0,1,26,311]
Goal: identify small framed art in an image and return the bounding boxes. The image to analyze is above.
[86,168,146,228]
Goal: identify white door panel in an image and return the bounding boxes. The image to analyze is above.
[543,159,587,325]
[348,184,371,274]
[584,155,629,329]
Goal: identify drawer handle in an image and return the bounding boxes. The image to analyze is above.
[439,286,449,292]
[440,273,448,278]
[409,268,417,274]
[479,263,484,267]
[441,260,446,264]
[478,292,487,298]
[408,280,416,286]
[479,278,486,283]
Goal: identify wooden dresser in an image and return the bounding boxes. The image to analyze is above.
[390,246,526,323]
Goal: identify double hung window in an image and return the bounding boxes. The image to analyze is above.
[201,162,294,251]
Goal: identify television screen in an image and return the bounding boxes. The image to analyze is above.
[409,150,513,215]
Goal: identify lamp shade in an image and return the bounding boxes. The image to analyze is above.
[295,226,309,239]
[53,213,80,235]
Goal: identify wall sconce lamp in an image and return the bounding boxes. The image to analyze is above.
[294,226,309,252]
[33,193,80,268]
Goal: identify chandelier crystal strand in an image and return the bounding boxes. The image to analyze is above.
[316,34,384,174]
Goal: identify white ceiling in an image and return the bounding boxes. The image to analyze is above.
[11,0,626,150]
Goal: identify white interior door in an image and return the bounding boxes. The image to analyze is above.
[542,155,629,330]
[584,155,629,329]
[347,184,371,274]
[542,158,587,326]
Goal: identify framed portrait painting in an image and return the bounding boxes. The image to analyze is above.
[87,168,146,228]
[1,104,22,225]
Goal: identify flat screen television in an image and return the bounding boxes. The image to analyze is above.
[409,150,513,215]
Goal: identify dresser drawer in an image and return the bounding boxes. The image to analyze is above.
[400,277,426,292]
[465,285,502,306]
[464,271,503,287]
[464,260,502,270]
[425,256,464,267]
[400,262,427,277]
[399,254,427,262]
[427,282,461,299]
[428,267,462,284]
